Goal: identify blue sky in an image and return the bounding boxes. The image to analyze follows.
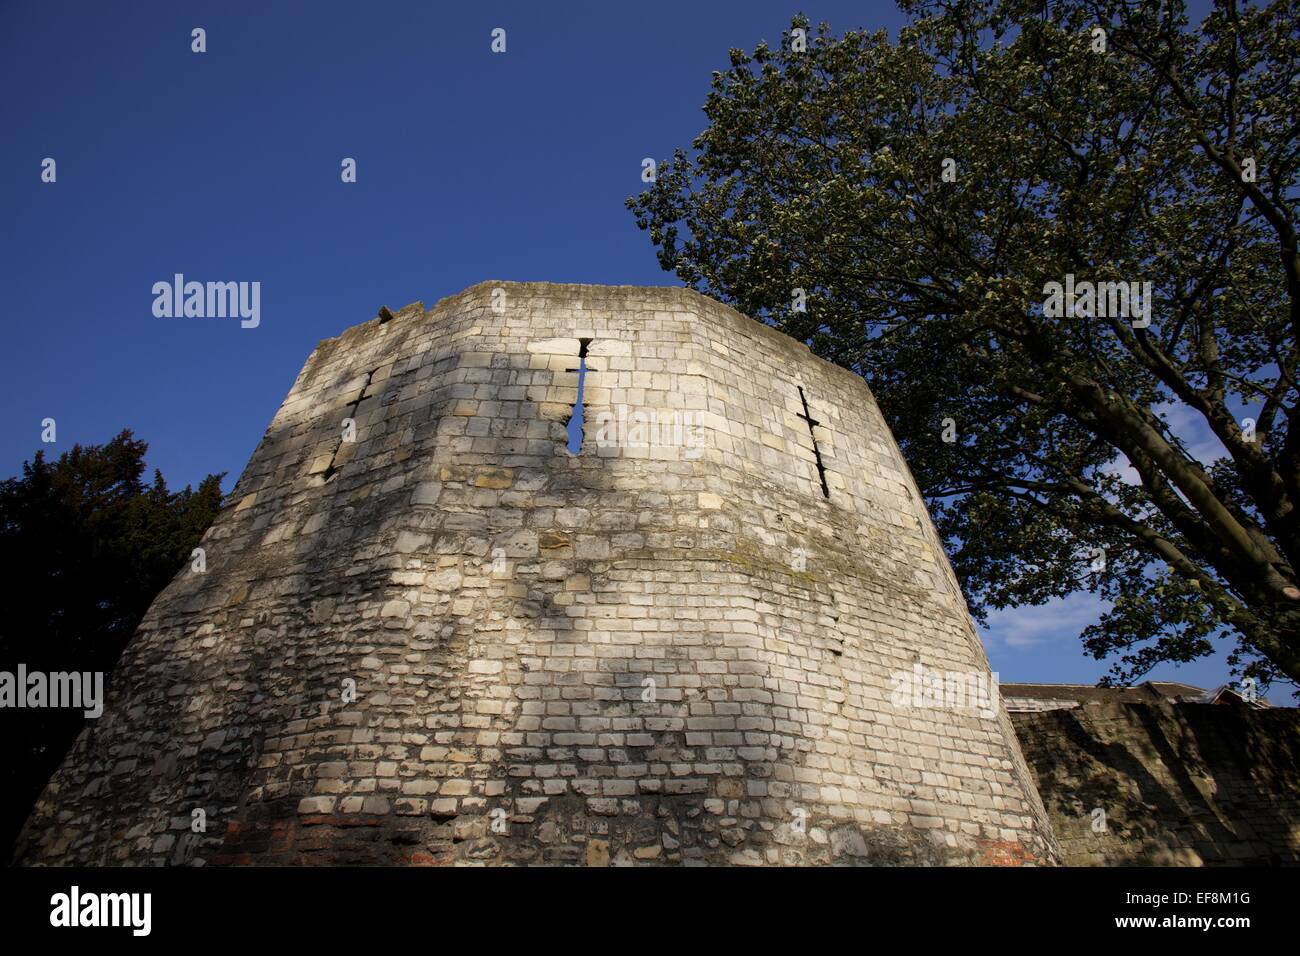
[2,1,1261,695]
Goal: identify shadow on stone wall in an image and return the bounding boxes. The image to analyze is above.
[15,302,1054,867]
[1011,701,1300,866]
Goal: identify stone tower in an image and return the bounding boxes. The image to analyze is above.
[17,282,1060,866]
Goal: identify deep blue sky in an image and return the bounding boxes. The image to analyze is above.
[3,1,1259,694]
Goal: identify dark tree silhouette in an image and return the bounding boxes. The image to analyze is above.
[0,430,224,858]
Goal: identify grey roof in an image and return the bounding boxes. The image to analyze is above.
[999,680,1209,704]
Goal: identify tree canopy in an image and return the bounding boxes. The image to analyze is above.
[628,0,1300,691]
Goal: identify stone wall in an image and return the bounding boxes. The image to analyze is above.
[1012,702,1300,865]
[1004,697,1082,714]
[16,281,1059,866]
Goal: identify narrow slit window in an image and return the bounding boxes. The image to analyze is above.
[323,368,377,482]
[565,338,592,455]
[796,386,830,498]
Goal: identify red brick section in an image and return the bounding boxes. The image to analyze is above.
[976,838,1039,866]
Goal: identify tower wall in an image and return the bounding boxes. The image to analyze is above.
[17,282,1060,865]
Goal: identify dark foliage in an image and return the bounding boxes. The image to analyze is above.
[0,431,223,858]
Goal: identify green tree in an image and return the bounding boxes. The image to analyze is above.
[629,0,1300,690]
[0,430,224,856]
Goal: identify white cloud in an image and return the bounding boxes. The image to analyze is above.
[980,591,1108,649]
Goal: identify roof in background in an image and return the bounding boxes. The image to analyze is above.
[1000,680,1273,707]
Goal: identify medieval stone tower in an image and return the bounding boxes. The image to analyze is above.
[17,281,1060,866]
